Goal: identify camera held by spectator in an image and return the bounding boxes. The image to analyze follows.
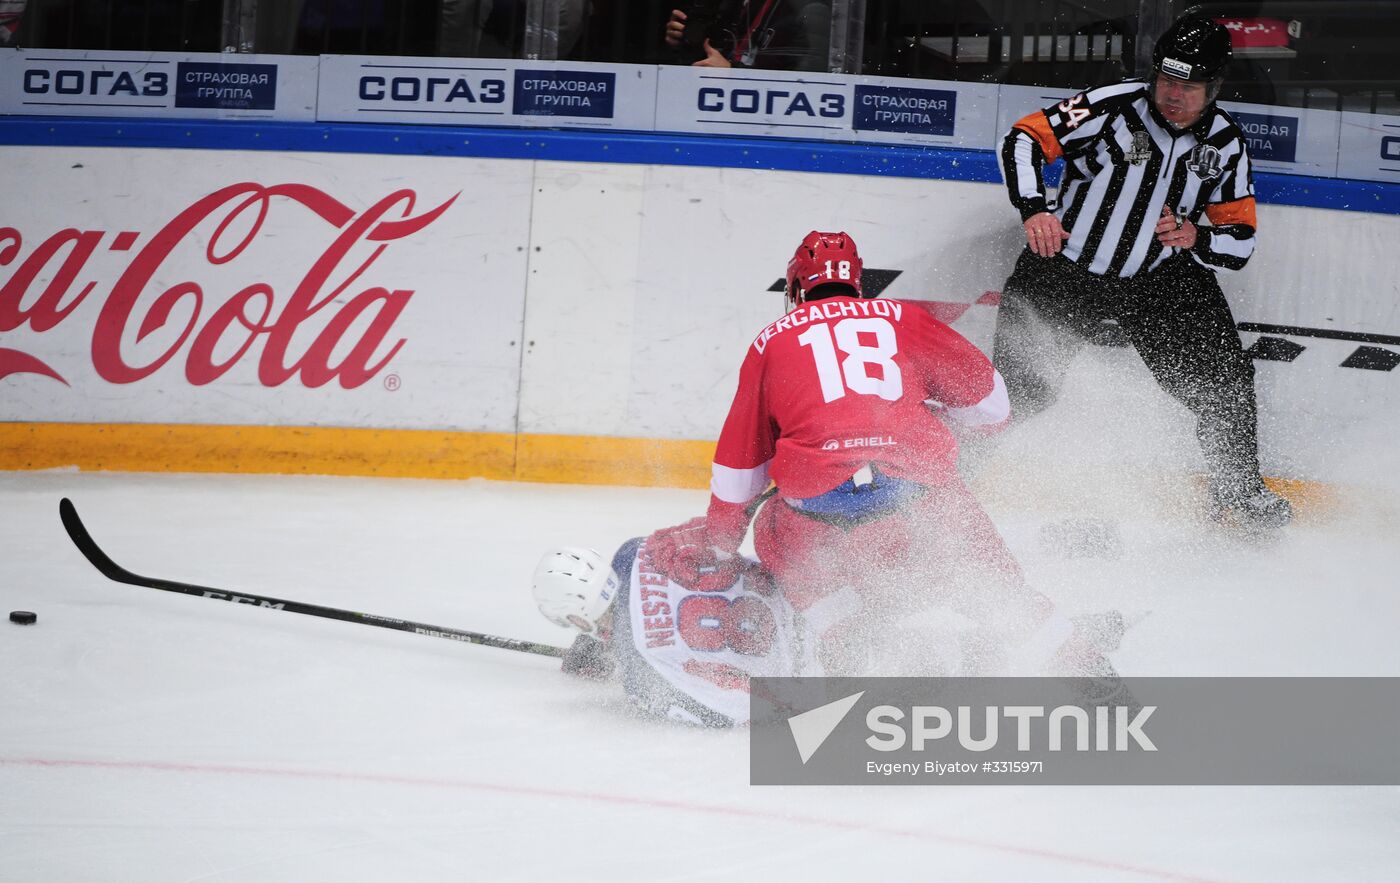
[665,1,829,71]
[667,1,734,64]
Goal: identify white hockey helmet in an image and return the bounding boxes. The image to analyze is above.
[532,547,620,635]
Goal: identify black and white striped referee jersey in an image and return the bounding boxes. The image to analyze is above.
[999,80,1257,278]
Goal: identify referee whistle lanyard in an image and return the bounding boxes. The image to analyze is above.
[730,0,781,66]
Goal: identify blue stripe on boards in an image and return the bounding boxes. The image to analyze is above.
[3,116,1397,215]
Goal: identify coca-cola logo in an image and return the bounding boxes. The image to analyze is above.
[0,182,458,388]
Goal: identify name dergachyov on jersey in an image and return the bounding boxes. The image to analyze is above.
[993,14,1291,528]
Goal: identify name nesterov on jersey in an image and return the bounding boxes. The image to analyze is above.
[636,554,676,649]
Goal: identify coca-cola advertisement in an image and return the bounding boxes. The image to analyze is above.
[1,148,532,430]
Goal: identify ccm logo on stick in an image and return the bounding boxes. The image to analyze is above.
[202,591,285,609]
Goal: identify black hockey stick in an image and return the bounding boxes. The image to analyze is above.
[58,497,566,659]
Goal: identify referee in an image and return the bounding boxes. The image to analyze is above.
[993,14,1290,529]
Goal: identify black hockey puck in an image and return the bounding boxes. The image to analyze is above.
[9,611,37,625]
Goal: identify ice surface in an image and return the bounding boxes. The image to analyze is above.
[3,459,1399,881]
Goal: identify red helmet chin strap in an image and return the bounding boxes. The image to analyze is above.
[786,276,805,310]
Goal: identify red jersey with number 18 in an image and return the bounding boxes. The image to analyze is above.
[703,295,1008,550]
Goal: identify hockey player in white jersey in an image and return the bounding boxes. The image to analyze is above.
[532,535,813,726]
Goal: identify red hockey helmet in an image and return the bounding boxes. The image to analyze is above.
[785,231,863,307]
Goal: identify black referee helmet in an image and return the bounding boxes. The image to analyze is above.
[1152,15,1233,86]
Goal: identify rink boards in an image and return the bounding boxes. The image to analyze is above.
[1,143,1399,490]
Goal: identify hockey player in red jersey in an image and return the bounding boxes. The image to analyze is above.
[646,231,1085,674]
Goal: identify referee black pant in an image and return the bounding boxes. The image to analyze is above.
[992,249,1263,498]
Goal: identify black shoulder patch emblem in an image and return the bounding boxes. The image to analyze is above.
[1187,144,1223,180]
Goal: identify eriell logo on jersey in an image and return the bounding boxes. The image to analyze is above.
[822,436,897,451]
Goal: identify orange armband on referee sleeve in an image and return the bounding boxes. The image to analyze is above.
[1205,197,1257,230]
[1013,111,1063,164]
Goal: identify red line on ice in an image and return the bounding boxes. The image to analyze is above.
[3,755,1219,882]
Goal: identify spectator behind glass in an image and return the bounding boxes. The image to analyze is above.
[664,0,830,71]
[0,1,23,46]
[440,0,589,59]
[439,0,494,56]
[260,1,390,53]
